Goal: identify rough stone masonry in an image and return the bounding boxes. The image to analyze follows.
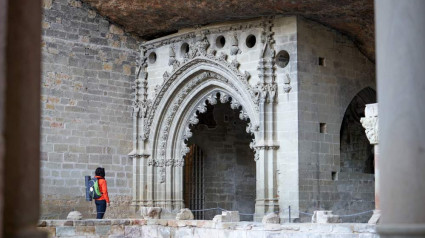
[40,0,141,219]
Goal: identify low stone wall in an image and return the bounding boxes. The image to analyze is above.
[38,219,379,237]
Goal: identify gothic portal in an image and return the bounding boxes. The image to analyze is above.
[129,16,375,221]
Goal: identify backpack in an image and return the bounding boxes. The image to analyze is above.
[88,177,102,199]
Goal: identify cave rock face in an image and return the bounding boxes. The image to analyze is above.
[82,0,374,61]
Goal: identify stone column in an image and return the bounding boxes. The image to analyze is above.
[2,0,46,237]
[360,103,380,224]
[0,0,7,236]
[375,0,425,237]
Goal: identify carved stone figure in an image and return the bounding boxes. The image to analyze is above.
[230,33,241,55]
[283,74,292,93]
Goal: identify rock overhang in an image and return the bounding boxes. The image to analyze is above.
[81,0,375,62]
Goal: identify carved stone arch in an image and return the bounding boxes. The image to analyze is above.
[147,58,259,162]
[133,54,280,218]
[170,86,256,165]
[145,56,257,146]
[151,73,259,165]
[162,83,258,211]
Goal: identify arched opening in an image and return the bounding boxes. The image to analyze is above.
[340,87,376,174]
[335,87,376,222]
[184,96,256,221]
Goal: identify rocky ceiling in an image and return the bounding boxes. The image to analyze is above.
[82,0,375,62]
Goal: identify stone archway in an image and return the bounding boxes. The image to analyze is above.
[184,95,257,221]
[335,87,377,222]
[129,45,280,220]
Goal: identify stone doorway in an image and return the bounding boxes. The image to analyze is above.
[185,100,256,221]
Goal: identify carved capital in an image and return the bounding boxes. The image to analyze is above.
[360,103,379,145]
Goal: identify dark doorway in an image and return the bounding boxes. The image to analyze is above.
[184,98,256,221]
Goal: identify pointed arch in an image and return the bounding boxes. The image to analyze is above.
[147,57,260,164]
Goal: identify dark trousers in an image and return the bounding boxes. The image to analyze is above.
[95,200,107,219]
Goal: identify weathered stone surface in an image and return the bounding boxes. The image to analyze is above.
[262,213,280,224]
[141,207,162,219]
[176,208,194,220]
[82,0,374,61]
[38,220,379,237]
[312,211,342,224]
[213,211,240,222]
[67,211,83,220]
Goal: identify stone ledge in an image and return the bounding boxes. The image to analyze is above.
[38,219,376,234]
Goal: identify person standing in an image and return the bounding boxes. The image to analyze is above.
[94,167,110,219]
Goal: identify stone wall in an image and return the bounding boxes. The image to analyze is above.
[40,0,141,219]
[272,16,300,221]
[38,219,379,238]
[187,101,256,221]
[296,17,376,222]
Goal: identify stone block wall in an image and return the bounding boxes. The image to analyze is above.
[187,102,256,221]
[272,16,300,221]
[40,0,141,219]
[296,17,376,221]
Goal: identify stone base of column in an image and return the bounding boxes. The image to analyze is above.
[368,209,381,224]
[377,224,425,238]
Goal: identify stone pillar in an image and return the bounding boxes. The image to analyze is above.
[0,0,7,236]
[360,103,381,224]
[2,0,46,237]
[375,0,425,237]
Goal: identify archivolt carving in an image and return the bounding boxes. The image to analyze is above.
[157,72,242,160]
[143,52,257,142]
[153,88,258,183]
[179,90,257,165]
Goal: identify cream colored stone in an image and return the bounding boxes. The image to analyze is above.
[176,208,194,220]
[67,211,83,220]
[213,211,240,222]
[140,207,162,219]
[262,213,280,224]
